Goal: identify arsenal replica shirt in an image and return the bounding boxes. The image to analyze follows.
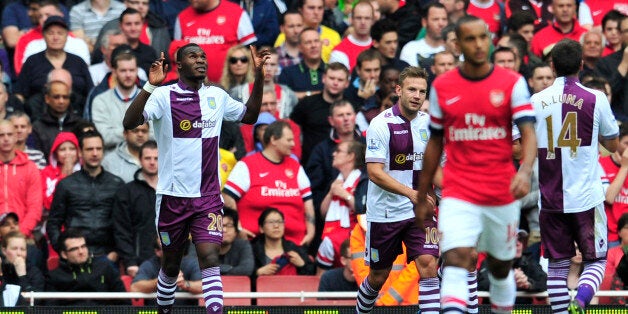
[174,1,257,82]
[532,76,619,213]
[143,81,246,197]
[430,66,535,206]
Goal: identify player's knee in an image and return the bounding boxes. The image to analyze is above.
[197,251,220,269]
[486,256,513,279]
[368,268,391,290]
[416,255,438,277]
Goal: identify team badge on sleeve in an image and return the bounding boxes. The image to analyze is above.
[160,232,171,246]
[367,138,380,151]
[420,129,428,142]
[208,97,216,109]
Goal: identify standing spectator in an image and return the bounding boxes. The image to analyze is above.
[69,0,126,50]
[45,229,128,305]
[40,132,80,212]
[527,63,555,93]
[319,239,358,292]
[174,0,257,83]
[122,44,269,313]
[344,49,382,111]
[88,30,130,86]
[118,8,158,75]
[276,10,304,70]
[130,237,202,305]
[48,130,125,259]
[493,46,519,72]
[223,121,315,246]
[375,0,421,49]
[14,16,93,113]
[219,207,254,276]
[531,39,619,313]
[530,0,587,57]
[278,28,326,99]
[507,10,536,45]
[601,10,626,57]
[275,0,340,63]
[290,62,350,164]
[369,19,410,72]
[355,67,440,314]
[329,0,374,72]
[31,80,87,161]
[416,16,537,313]
[400,2,447,69]
[220,45,255,91]
[92,51,143,150]
[113,140,158,277]
[251,208,315,277]
[9,112,46,169]
[25,68,86,122]
[466,0,506,42]
[102,123,149,182]
[504,0,553,30]
[594,14,628,121]
[0,120,42,238]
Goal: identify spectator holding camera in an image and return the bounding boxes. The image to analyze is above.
[251,208,315,278]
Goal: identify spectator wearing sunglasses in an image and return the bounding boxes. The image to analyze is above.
[220,45,255,91]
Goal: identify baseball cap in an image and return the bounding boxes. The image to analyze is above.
[43,16,69,32]
[0,212,19,226]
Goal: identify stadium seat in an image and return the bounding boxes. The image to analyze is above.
[222,275,252,305]
[46,256,59,271]
[256,275,321,305]
[120,275,144,306]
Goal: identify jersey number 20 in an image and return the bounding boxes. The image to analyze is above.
[545,112,581,159]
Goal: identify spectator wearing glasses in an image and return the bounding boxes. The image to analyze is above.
[218,207,254,276]
[220,45,255,91]
[45,229,128,305]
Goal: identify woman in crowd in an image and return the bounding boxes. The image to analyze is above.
[316,140,365,274]
[251,208,315,278]
[1,231,45,294]
[40,132,80,211]
[219,45,254,90]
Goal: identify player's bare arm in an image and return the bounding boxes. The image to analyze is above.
[509,121,536,199]
[414,133,443,229]
[123,52,168,130]
[241,46,271,124]
[600,136,619,153]
[301,200,316,246]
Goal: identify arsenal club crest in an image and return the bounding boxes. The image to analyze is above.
[489,90,505,107]
[285,169,294,178]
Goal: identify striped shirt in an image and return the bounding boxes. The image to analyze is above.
[69,0,126,40]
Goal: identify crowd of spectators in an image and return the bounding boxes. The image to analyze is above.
[0,0,628,307]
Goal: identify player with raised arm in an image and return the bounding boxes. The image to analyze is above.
[355,66,440,314]
[123,44,269,314]
[416,15,537,314]
[531,39,619,314]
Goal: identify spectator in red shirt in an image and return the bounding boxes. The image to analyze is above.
[530,0,587,57]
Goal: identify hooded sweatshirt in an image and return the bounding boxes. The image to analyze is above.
[0,150,42,237]
[40,132,80,211]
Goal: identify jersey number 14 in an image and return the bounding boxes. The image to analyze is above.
[545,112,582,159]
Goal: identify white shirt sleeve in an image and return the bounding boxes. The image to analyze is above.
[223,160,251,199]
[399,41,419,66]
[173,17,182,40]
[596,92,620,139]
[237,11,257,45]
[365,116,390,164]
[511,76,535,124]
[428,86,444,130]
[144,87,168,121]
[217,87,247,122]
[297,165,312,199]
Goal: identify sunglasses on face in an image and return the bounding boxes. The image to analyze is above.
[229,56,248,64]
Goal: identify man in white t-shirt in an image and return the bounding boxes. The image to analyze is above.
[399,2,447,68]
[123,44,269,314]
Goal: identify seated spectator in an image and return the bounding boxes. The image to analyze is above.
[219,207,254,276]
[0,231,45,294]
[223,121,315,246]
[24,68,85,123]
[478,229,547,304]
[600,213,628,304]
[31,80,87,161]
[220,45,254,91]
[246,112,276,155]
[45,229,129,305]
[112,140,158,277]
[316,140,365,274]
[0,213,46,277]
[251,208,315,278]
[0,119,42,238]
[318,239,357,292]
[343,49,383,112]
[130,237,201,305]
[14,16,93,115]
[40,132,80,212]
[278,28,326,99]
[102,123,150,182]
[69,0,125,50]
[47,130,124,259]
[9,112,46,169]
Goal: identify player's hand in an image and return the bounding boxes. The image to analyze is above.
[286,251,305,267]
[414,193,435,229]
[148,52,168,86]
[357,79,377,99]
[258,263,279,275]
[620,147,628,168]
[250,46,271,77]
[510,168,531,199]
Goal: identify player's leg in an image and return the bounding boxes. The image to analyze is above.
[411,218,440,314]
[466,250,479,314]
[438,198,482,314]
[156,195,192,313]
[540,210,576,313]
[479,201,520,314]
[356,220,404,314]
[570,204,608,313]
[190,195,224,314]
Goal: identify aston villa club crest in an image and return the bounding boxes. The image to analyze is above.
[160,232,171,246]
[489,90,505,107]
[208,97,216,109]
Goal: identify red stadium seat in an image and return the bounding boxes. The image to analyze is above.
[222,275,252,305]
[46,256,59,271]
[256,275,321,305]
[120,275,144,306]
